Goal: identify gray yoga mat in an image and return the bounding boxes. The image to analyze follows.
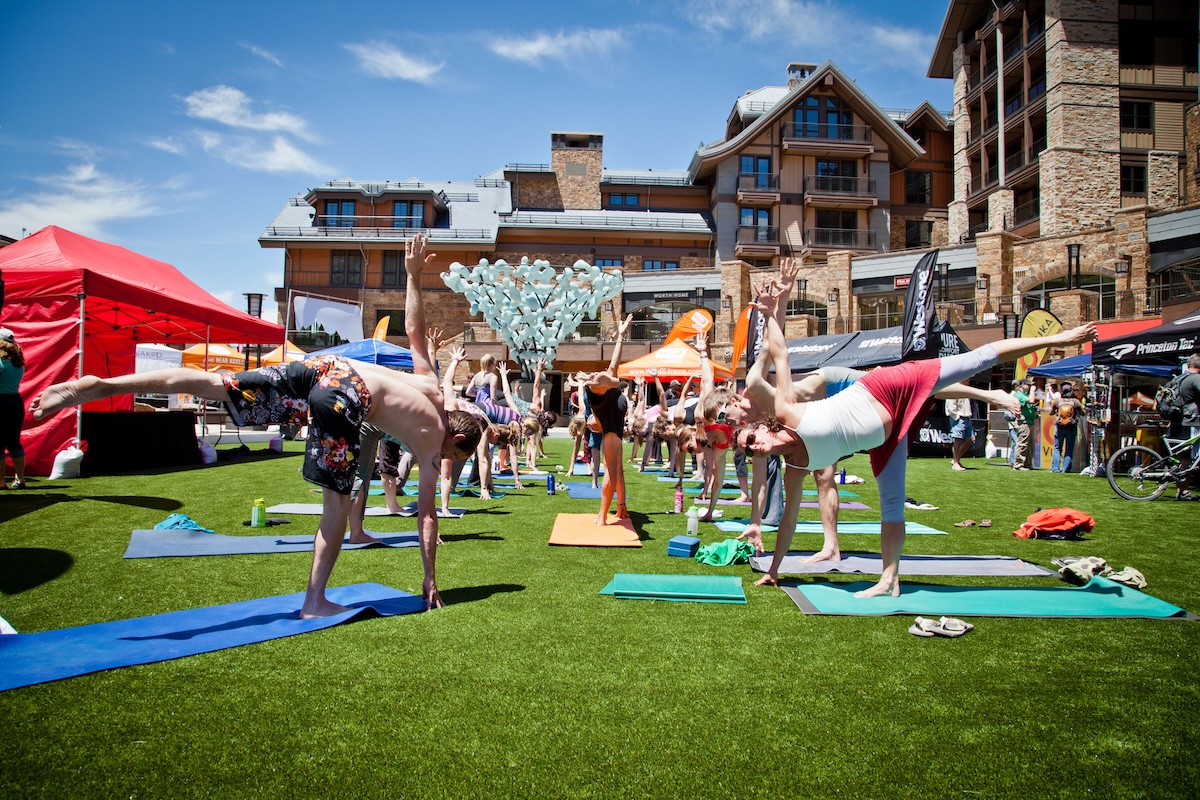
[717,520,947,535]
[124,529,419,558]
[748,552,1056,577]
[268,503,416,517]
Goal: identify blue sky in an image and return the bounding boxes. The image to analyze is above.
[0,0,953,323]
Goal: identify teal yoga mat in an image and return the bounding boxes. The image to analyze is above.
[599,573,747,604]
[716,520,946,535]
[780,576,1192,618]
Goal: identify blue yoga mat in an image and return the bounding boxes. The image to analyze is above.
[780,576,1192,618]
[716,520,946,535]
[572,464,604,477]
[566,483,603,499]
[0,583,425,692]
[123,529,419,558]
[599,573,747,604]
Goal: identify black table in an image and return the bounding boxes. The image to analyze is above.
[80,411,200,475]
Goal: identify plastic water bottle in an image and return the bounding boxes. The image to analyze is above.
[674,487,684,514]
[547,473,555,496]
[686,505,699,537]
[251,498,266,528]
[839,467,846,485]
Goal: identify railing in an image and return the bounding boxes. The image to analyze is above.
[960,222,990,243]
[262,225,492,240]
[969,119,982,142]
[504,163,552,172]
[781,122,873,144]
[1027,76,1046,102]
[1031,135,1047,155]
[1011,197,1041,227]
[316,215,425,229]
[1005,149,1027,174]
[737,225,780,245]
[1003,35,1024,62]
[501,212,711,231]
[568,320,668,343]
[737,172,781,191]
[441,193,479,203]
[602,174,693,186]
[1154,265,1200,307]
[968,166,1000,196]
[804,228,876,249]
[1004,93,1024,116]
[474,178,507,188]
[804,175,877,195]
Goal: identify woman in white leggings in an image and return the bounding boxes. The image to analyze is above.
[741,293,1097,598]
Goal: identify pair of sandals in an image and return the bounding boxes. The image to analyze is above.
[1175,491,1199,502]
[953,519,992,528]
[909,616,974,638]
[0,481,26,490]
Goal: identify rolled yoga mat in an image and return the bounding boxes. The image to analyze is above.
[599,573,746,604]
[0,583,425,692]
[748,552,1056,577]
[717,520,946,535]
[124,529,419,558]
[778,576,1193,619]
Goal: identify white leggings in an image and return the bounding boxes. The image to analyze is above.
[877,345,999,521]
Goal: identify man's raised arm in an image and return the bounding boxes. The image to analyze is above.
[405,233,438,378]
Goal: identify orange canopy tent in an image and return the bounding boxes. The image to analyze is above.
[616,339,734,382]
[181,343,245,372]
[261,341,307,365]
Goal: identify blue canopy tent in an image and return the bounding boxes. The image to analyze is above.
[309,339,413,370]
[1027,351,1175,378]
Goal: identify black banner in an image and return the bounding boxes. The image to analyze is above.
[901,249,939,362]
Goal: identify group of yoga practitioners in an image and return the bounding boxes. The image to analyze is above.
[30,239,1097,613]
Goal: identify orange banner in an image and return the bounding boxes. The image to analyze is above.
[664,308,714,344]
[730,306,754,369]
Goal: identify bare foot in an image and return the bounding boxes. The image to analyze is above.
[31,376,102,419]
[754,573,778,587]
[594,514,609,526]
[733,493,750,504]
[854,579,900,598]
[800,549,841,563]
[347,531,381,545]
[952,464,967,471]
[299,598,351,618]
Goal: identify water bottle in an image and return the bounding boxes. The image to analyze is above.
[839,467,846,485]
[674,487,684,513]
[547,473,555,496]
[251,498,266,528]
[686,505,699,537]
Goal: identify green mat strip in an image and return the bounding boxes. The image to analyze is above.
[599,573,747,604]
[780,576,1192,619]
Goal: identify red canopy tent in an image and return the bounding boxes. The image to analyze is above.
[0,226,283,474]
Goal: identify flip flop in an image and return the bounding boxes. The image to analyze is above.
[979,519,993,527]
[908,616,938,637]
[954,520,977,528]
[931,617,974,637]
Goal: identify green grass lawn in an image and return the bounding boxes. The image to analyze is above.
[2,439,1199,798]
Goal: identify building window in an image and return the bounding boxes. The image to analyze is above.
[381,250,407,289]
[906,220,933,249]
[609,193,639,207]
[905,171,933,205]
[393,200,424,229]
[1120,101,1152,131]
[1121,165,1146,194]
[330,251,363,286]
[816,209,856,230]
[794,97,851,138]
[323,200,355,228]
[595,258,623,268]
[816,159,857,177]
[740,155,772,188]
[374,310,406,337]
[643,260,678,271]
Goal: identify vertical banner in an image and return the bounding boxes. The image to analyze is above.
[1039,412,1055,469]
[372,315,390,341]
[664,308,714,344]
[1014,309,1062,380]
[900,249,939,361]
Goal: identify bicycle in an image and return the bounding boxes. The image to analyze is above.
[1107,429,1200,501]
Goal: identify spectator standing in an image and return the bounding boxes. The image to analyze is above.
[0,327,26,489]
[1172,354,1200,500]
[945,395,974,471]
[1012,378,1037,470]
[1049,384,1083,473]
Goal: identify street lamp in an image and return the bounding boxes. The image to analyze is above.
[977,274,990,292]
[937,262,950,301]
[243,293,265,318]
[1066,243,1082,290]
[721,295,732,310]
[797,278,808,310]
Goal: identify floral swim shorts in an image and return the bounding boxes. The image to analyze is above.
[222,355,372,494]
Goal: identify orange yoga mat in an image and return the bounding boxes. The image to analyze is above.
[548,513,641,547]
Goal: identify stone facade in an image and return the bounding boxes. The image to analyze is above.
[1187,104,1200,206]
[515,174,563,210]
[1148,151,1182,210]
[551,148,602,210]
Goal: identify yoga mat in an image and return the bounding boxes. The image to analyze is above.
[494,471,551,483]
[779,576,1193,619]
[267,503,415,517]
[0,583,425,692]
[454,488,505,498]
[682,486,741,496]
[705,500,872,510]
[749,552,1056,577]
[716,520,946,535]
[567,483,603,499]
[124,529,419,558]
[572,464,604,477]
[599,573,746,604]
[657,475,701,483]
[548,514,640,547]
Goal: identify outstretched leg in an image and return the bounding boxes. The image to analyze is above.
[32,368,227,419]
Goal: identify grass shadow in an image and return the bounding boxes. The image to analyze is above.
[439,582,525,605]
[627,510,655,541]
[0,547,74,594]
[440,533,505,543]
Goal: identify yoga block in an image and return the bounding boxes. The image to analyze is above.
[667,536,701,558]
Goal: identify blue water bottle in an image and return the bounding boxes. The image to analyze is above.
[839,467,846,485]
[547,473,555,496]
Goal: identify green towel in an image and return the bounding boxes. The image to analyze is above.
[694,538,754,566]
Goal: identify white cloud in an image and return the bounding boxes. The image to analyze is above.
[183,85,313,141]
[342,42,442,84]
[146,137,183,154]
[0,161,160,239]
[492,29,626,66]
[865,25,937,71]
[197,132,332,176]
[239,42,284,67]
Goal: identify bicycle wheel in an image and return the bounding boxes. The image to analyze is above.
[1107,445,1172,501]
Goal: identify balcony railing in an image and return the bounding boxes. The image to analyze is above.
[264,224,492,240]
[781,122,873,144]
[960,222,990,243]
[1011,197,1041,228]
[316,214,424,229]
[804,175,877,196]
[804,228,876,249]
[737,225,780,245]
[968,165,1000,195]
[737,172,781,191]
[602,174,693,186]
[569,319,669,343]
[1004,93,1024,116]
[1005,149,1027,174]
[500,212,711,232]
[1027,76,1046,102]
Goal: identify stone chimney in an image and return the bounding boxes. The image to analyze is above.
[787,61,818,88]
[550,131,603,210]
